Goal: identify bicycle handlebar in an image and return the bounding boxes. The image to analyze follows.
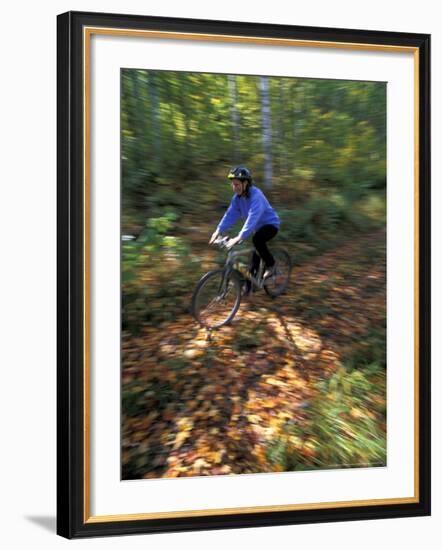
[212,236,243,249]
[213,236,229,247]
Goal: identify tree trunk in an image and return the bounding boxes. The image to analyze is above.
[228,75,240,162]
[260,76,273,189]
[277,80,289,175]
[148,72,162,173]
[131,71,147,179]
[180,75,193,169]
[292,79,304,172]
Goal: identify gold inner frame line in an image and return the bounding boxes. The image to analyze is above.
[83,26,420,524]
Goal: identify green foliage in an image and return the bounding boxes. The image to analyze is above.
[266,363,386,471]
[276,188,385,263]
[279,195,343,239]
[343,191,386,231]
[267,438,291,471]
[346,320,387,370]
[121,69,386,224]
[122,211,199,331]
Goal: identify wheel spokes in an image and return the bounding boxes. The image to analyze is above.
[195,274,239,327]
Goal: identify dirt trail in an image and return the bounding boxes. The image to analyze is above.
[122,229,386,479]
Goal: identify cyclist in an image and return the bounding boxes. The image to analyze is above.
[209,166,280,291]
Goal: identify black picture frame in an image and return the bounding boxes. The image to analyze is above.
[57,10,431,539]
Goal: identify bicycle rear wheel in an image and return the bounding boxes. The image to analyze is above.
[191,269,242,329]
[264,249,292,297]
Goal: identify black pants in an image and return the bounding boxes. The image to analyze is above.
[250,224,278,276]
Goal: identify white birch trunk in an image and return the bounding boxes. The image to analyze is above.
[228,75,240,162]
[260,76,273,189]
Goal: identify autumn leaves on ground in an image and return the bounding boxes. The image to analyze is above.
[122,229,386,479]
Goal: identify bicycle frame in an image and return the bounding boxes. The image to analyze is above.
[224,246,266,289]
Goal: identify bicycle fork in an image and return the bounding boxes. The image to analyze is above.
[218,267,235,297]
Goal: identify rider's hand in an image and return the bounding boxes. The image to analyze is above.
[209,229,220,244]
[226,235,241,250]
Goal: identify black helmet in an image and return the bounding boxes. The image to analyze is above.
[227,166,252,182]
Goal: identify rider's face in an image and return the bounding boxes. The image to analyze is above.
[231,179,245,195]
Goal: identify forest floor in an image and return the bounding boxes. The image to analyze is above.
[122,228,386,479]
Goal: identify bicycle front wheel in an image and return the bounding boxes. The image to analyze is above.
[264,249,292,297]
[191,269,242,329]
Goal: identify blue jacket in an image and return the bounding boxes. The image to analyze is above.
[217,186,280,240]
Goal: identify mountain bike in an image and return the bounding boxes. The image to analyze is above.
[191,236,291,329]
